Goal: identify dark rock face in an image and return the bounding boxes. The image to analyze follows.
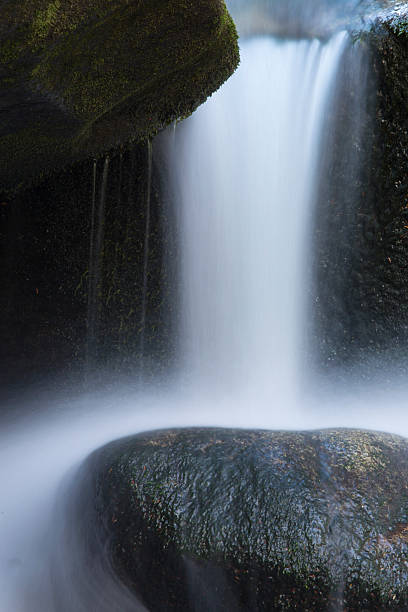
[0,0,238,390]
[75,427,408,610]
[312,9,408,374]
[0,134,178,391]
[0,0,239,194]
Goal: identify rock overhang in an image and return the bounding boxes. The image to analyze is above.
[0,0,239,195]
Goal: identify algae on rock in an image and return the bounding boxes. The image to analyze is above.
[0,0,239,194]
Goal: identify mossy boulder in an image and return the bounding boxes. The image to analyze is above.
[66,427,408,610]
[0,0,239,194]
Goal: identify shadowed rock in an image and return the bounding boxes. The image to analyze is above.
[68,427,408,611]
[312,4,408,372]
[0,0,239,194]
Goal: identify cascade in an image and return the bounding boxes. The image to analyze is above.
[139,141,153,365]
[177,34,347,401]
[2,2,408,610]
[86,158,98,365]
[87,155,110,364]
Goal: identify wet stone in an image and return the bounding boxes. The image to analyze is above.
[70,427,408,611]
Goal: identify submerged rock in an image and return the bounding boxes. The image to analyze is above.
[73,427,408,610]
[0,0,239,193]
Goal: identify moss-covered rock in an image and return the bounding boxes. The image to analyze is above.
[67,427,408,610]
[0,0,239,194]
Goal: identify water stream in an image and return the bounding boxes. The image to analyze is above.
[139,141,153,365]
[87,155,110,365]
[1,6,408,612]
[177,34,347,399]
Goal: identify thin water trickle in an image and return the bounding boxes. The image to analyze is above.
[139,140,153,364]
[87,155,110,365]
[86,158,98,362]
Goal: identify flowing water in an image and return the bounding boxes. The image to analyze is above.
[2,4,408,611]
[177,34,347,400]
[139,141,153,363]
[87,155,110,365]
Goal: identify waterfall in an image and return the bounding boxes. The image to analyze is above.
[2,9,407,612]
[177,34,347,401]
[86,159,98,365]
[139,140,153,364]
[87,155,110,365]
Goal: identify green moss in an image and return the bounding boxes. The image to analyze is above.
[33,0,238,121]
[0,0,239,193]
[391,20,408,36]
[31,0,61,44]
[0,39,22,64]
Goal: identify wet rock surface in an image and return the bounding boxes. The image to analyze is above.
[312,7,408,374]
[75,427,408,610]
[0,137,178,392]
[0,0,239,194]
[0,0,238,389]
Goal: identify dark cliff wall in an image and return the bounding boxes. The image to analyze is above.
[0,135,178,390]
[311,12,408,377]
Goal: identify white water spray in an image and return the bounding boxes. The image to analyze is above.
[177,34,347,401]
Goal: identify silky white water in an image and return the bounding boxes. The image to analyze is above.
[1,29,408,612]
[177,35,347,399]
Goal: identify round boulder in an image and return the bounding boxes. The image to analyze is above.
[67,428,408,610]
